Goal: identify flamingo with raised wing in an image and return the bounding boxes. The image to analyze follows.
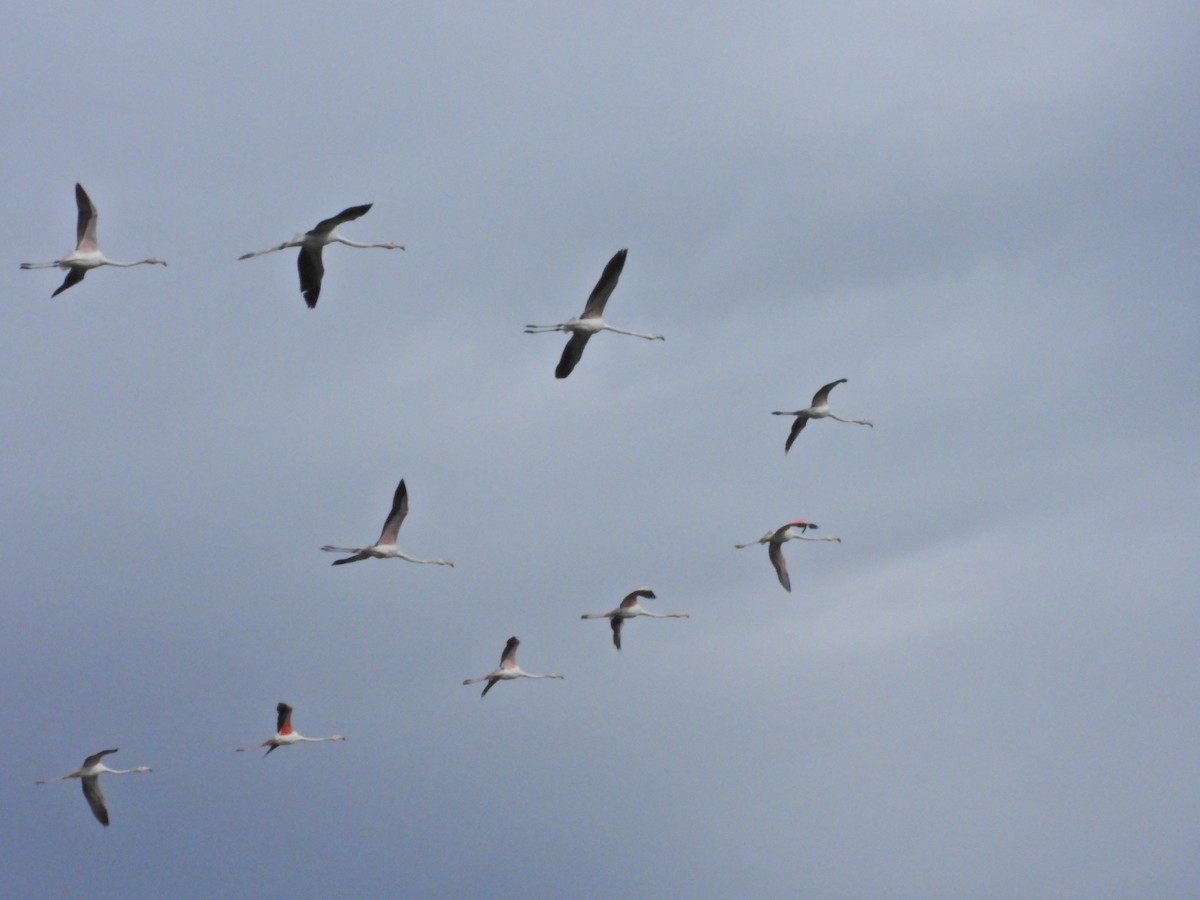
[21,184,166,296]
[36,748,151,826]
[322,479,454,567]
[236,703,346,755]
[463,636,564,697]
[581,588,689,650]
[735,520,841,592]
[773,379,873,452]
[525,249,664,378]
[237,203,404,308]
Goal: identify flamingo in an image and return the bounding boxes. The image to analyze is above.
[581,588,689,650]
[525,249,664,378]
[322,479,454,567]
[463,636,564,697]
[773,379,873,452]
[237,703,346,755]
[735,520,841,592]
[20,183,166,296]
[36,748,151,826]
[237,203,404,308]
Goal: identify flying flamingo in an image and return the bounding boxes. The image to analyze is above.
[20,183,166,296]
[581,588,689,650]
[236,703,346,755]
[735,520,841,592]
[36,748,151,826]
[773,378,873,452]
[237,203,404,308]
[525,249,664,378]
[322,479,454,567]
[463,636,564,697]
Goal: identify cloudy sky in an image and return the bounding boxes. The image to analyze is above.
[3,2,1197,897]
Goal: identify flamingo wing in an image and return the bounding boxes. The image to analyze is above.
[621,588,655,608]
[82,748,119,768]
[580,248,627,318]
[312,203,372,235]
[297,244,325,308]
[811,378,848,406]
[784,413,810,452]
[82,775,110,826]
[378,479,409,544]
[555,331,592,379]
[275,702,294,735]
[52,266,87,298]
[500,636,520,668]
[769,541,792,592]
[74,183,99,252]
[611,616,624,650]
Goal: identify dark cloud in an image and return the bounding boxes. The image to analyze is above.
[3,3,1197,897]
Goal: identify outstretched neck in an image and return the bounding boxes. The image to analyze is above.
[601,324,664,340]
[106,257,166,268]
[330,235,404,250]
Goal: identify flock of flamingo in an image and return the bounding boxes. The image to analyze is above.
[25,184,873,826]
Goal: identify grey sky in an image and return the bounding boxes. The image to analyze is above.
[3,3,1197,898]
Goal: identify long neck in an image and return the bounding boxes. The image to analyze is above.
[330,235,401,250]
[393,550,452,566]
[104,258,158,268]
[600,324,660,339]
